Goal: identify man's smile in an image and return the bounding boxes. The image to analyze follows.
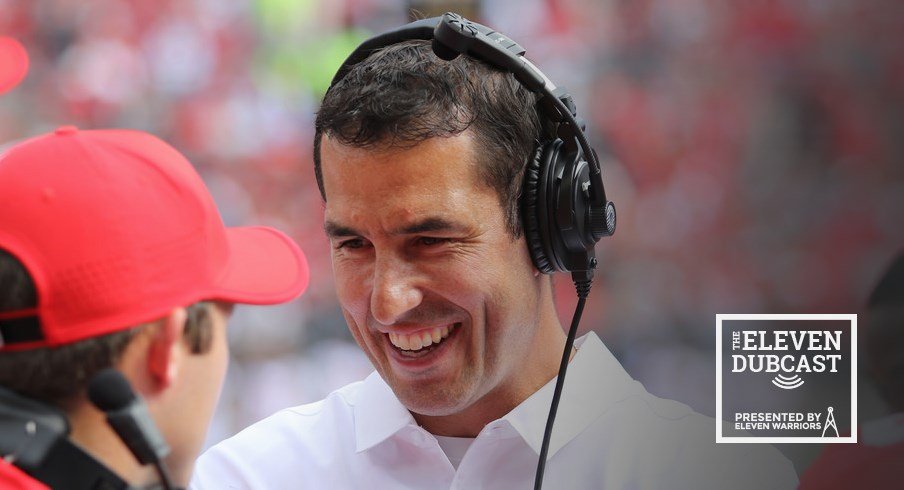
[387,322,461,352]
[383,322,463,365]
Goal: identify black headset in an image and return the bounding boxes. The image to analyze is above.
[328,12,616,285]
[1,370,178,490]
[1,385,132,489]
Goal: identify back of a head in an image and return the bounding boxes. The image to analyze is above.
[0,249,141,404]
[314,39,550,237]
[0,128,305,407]
[0,128,308,352]
[0,127,310,487]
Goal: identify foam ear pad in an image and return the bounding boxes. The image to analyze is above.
[522,142,555,274]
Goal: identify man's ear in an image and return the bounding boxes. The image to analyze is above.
[146,307,188,389]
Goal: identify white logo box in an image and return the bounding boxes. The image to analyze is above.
[716,314,857,444]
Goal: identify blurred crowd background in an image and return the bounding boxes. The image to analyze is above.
[2,0,902,471]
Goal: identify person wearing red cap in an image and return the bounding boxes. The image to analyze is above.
[0,127,309,488]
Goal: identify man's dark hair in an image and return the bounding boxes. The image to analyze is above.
[314,39,553,237]
[0,249,215,407]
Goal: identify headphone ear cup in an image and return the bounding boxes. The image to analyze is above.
[522,143,555,274]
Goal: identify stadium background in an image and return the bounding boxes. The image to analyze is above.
[2,0,901,473]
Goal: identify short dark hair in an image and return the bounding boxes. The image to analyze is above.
[314,39,553,237]
[0,249,215,407]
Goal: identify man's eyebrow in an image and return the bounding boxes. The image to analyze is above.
[392,217,466,235]
[323,221,360,237]
[324,217,467,237]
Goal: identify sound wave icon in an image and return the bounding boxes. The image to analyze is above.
[772,374,804,390]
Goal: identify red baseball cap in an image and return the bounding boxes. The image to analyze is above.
[0,127,309,350]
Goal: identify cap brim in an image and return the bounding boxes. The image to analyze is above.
[213,226,309,305]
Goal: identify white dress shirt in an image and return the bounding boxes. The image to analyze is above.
[192,333,798,489]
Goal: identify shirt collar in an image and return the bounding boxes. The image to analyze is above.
[353,332,641,457]
[354,371,416,452]
[501,332,644,458]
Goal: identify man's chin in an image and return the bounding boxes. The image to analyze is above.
[392,383,470,417]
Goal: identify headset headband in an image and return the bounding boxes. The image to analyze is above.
[329,17,437,88]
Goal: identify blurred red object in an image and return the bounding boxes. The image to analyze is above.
[0,36,29,95]
[0,460,49,490]
[798,440,904,490]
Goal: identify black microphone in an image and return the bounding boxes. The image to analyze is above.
[88,368,175,490]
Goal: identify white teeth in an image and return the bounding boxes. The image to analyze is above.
[389,324,456,351]
[388,332,403,350]
[410,335,423,350]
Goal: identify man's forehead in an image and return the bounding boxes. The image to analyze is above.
[321,132,488,196]
[319,131,503,236]
[319,132,478,179]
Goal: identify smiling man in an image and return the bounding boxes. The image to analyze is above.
[319,132,566,439]
[193,19,798,490]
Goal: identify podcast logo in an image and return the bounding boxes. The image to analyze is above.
[717,314,857,443]
[730,329,842,390]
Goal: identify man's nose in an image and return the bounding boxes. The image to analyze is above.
[370,254,423,326]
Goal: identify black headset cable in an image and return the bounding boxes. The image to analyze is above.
[534,278,592,490]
